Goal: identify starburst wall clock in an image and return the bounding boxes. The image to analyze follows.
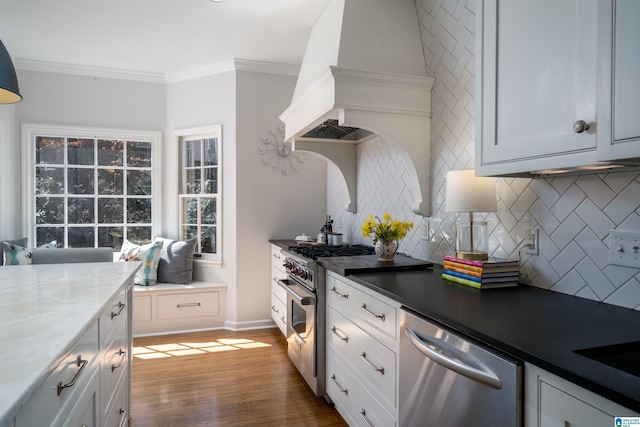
[259,125,303,175]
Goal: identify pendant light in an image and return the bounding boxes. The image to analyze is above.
[0,39,22,104]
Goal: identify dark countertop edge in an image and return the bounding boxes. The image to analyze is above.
[339,266,640,413]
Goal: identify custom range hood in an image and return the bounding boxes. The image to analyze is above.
[280,0,434,216]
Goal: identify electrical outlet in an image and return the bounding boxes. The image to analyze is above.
[609,230,640,268]
[525,228,539,255]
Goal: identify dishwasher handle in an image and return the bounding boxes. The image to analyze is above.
[405,327,502,390]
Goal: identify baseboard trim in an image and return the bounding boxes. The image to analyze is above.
[224,319,276,331]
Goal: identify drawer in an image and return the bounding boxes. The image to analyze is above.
[157,291,219,320]
[327,274,398,341]
[102,320,128,415]
[271,277,287,305]
[16,321,99,426]
[133,294,152,322]
[271,293,287,337]
[102,287,128,345]
[271,245,286,273]
[104,372,129,427]
[61,365,100,427]
[327,351,396,427]
[327,306,397,411]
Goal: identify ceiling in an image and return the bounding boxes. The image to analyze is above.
[0,0,330,79]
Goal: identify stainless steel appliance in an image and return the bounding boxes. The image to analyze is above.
[279,244,375,397]
[399,307,523,426]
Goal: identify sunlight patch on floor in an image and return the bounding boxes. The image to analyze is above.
[133,336,271,359]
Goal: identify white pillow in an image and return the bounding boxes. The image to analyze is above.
[2,241,57,266]
[119,239,164,286]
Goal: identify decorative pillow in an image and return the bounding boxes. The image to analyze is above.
[119,239,164,286]
[2,240,57,266]
[1,237,28,266]
[154,237,197,284]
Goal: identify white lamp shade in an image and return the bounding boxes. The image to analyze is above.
[445,169,497,213]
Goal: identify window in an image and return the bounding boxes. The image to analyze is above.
[22,124,162,250]
[178,125,221,262]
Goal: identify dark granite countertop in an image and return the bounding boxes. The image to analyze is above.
[335,265,640,413]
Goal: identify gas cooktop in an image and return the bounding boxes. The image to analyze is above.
[287,244,376,260]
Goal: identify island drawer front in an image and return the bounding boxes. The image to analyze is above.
[326,349,396,427]
[102,287,127,345]
[102,320,127,415]
[327,274,398,341]
[104,372,128,427]
[15,321,99,426]
[157,291,219,320]
[327,305,397,410]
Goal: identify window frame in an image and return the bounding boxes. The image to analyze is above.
[21,123,162,249]
[176,125,222,264]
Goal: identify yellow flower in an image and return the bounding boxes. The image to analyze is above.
[361,213,414,244]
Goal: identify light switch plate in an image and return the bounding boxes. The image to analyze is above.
[609,230,640,268]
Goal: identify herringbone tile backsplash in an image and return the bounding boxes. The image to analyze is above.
[327,0,640,311]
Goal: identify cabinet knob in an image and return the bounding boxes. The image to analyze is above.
[573,120,590,133]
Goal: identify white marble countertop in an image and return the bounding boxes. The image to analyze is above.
[0,262,140,426]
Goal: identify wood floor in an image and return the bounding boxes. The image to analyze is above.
[130,328,348,427]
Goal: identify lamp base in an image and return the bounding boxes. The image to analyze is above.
[456,250,489,261]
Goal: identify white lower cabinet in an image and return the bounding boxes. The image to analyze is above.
[133,282,227,336]
[525,363,638,427]
[14,279,133,427]
[270,244,287,336]
[15,321,100,427]
[326,272,400,426]
[61,367,100,427]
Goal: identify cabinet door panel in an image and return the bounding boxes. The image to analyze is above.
[479,0,598,170]
[540,382,611,427]
[613,0,640,142]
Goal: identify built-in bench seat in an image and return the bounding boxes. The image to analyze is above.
[132,281,227,337]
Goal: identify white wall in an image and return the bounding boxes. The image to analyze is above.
[165,68,328,329]
[0,70,166,240]
[234,70,327,328]
[328,0,640,311]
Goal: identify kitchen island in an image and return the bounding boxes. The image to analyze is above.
[318,260,640,415]
[0,261,140,427]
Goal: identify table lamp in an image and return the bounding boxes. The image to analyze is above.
[445,169,497,260]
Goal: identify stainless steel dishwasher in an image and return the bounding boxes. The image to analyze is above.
[399,308,523,426]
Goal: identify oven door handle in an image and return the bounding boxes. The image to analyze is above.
[278,279,315,305]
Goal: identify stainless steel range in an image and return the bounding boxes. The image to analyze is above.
[278,244,375,397]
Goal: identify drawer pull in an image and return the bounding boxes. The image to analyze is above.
[111,301,125,319]
[331,326,349,342]
[294,337,302,349]
[271,305,279,314]
[273,252,281,259]
[361,303,385,321]
[57,355,88,396]
[360,409,374,427]
[177,302,201,308]
[360,352,384,374]
[330,374,348,395]
[331,286,349,299]
[119,408,126,415]
[111,349,126,372]
[280,316,286,324]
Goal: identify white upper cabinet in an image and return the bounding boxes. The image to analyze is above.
[476,0,640,177]
[597,0,640,161]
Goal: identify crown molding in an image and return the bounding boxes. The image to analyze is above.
[14,59,166,83]
[15,58,300,84]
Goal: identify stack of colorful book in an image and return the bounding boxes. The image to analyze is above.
[442,256,520,289]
